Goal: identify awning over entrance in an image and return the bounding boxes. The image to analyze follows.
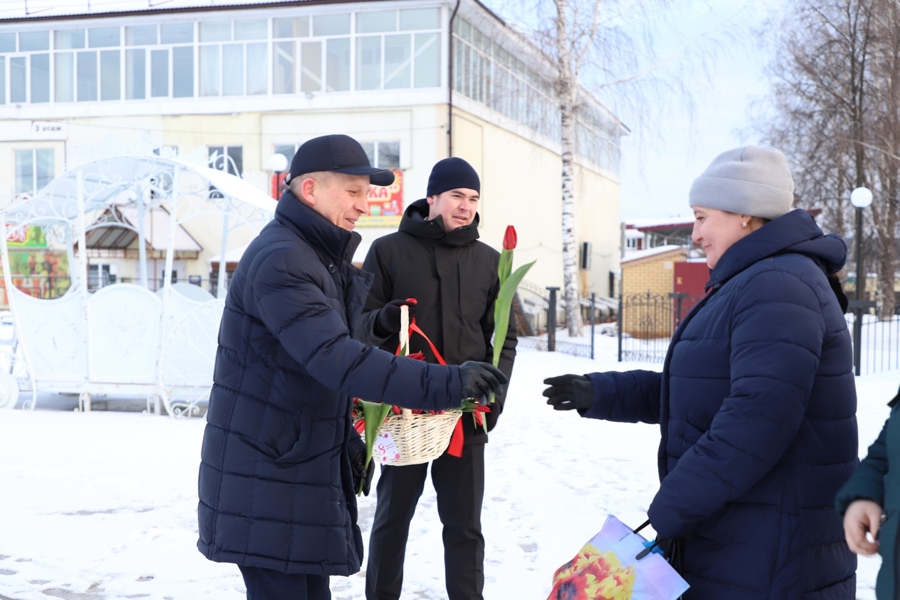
[86,206,202,252]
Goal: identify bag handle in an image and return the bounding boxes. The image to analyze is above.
[633,519,656,560]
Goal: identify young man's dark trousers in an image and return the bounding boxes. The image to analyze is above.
[239,565,331,600]
[365,442,486,600]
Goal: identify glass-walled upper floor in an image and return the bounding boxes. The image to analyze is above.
[1,3,622,177]
[0,6,443,105]
[451,16,623,176]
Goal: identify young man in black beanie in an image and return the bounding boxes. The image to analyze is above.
[355,156,518,600]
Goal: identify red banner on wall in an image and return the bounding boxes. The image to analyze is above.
[271,169,404,227]
[359,170,404,227]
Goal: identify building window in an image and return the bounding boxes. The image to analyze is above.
[208,146,243,176]
[273,143,297,166]
[48,24,194,102]
[354,8,440,91]
[199,20,267,97]
[0,8,441,105]
[359,141,400,169]
[88,263,115,291]
[14,149,54,195]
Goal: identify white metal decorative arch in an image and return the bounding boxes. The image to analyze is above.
[0,155,274,416]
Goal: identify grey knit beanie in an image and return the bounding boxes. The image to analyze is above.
[689,146,794,220]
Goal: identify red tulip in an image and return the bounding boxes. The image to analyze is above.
[502,225,517,250]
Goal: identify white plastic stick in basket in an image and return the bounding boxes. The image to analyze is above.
[399,305,412,419]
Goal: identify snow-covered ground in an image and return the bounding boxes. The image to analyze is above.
[0,332,892,600]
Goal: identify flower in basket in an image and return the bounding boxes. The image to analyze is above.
[353,296,504,489]
[486,225,535,420]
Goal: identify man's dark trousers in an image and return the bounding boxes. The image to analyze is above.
[365,442,486,600]
[239,566,331,600]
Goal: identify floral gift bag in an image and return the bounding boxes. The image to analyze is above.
[548,514,689,600]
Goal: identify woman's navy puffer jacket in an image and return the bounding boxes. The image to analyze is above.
[584,209,858,599]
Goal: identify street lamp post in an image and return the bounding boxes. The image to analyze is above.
[268,153,289,199]
[850,186,873,376]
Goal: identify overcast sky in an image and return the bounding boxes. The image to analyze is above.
[481,0,785,221]
[617,0,784,220]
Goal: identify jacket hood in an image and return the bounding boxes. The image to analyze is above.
[707,209,847,290]
[274,190,361,265]
[398,198,480,247]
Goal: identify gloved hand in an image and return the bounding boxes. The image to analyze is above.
[350,449,375,496]
[542,374,594,411]
[459,361,508,401]
[374,298,417,337]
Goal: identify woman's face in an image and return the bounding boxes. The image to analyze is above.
[691,206,750,269]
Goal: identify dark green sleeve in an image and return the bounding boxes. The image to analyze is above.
[836,414,890,515]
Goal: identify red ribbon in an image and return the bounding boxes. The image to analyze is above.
[447,419,465,457]
[446,404,491,457]
[394,315,491,458]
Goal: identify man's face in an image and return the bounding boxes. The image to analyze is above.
[301,172,371,231]
[427,188,479,232]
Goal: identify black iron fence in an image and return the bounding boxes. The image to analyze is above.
[514,282,618,359]
[616,291,703,363]
[614,292,900,375]
[846,310,900,375]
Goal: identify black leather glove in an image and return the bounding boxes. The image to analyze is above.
[350,449,375,496]
[374,298,417,337]
[459,361,508,401]
[543,374,594,411]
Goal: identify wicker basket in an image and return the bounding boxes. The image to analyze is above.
[378,408,462,466]
[377,305,462,466]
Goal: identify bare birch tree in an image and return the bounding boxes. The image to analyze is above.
[488,0,736,335]
[552,0,595,335]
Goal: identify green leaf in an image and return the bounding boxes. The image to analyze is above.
[357,399,393,494]
[492,259,536,367]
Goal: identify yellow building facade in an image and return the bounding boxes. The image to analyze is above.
[1,0,626,297]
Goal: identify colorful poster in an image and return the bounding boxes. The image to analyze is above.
[359,170,404,227]
[0,250,71,305]
[6,225,48,248]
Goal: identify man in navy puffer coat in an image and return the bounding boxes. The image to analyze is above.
[197,135,506,600]
[544,146,857,599]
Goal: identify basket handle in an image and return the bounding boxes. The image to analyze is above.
[397,305,449,419]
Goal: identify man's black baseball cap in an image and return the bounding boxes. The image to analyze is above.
[285,134,395,186]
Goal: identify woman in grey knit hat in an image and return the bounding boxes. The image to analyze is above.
[544,146,858,599]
